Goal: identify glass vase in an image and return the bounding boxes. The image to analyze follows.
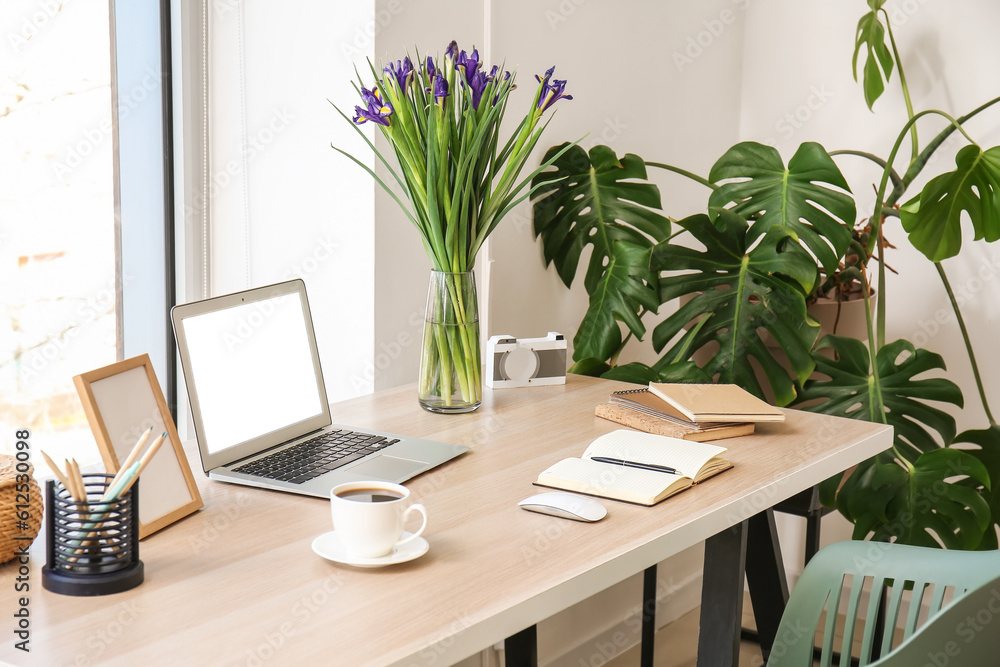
[418,271,481,413]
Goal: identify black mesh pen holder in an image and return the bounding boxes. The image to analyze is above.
[41,474,143,596]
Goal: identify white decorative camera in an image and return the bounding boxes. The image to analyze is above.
[485,332,568,388]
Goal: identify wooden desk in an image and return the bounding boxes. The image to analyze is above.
[1,376,891,667]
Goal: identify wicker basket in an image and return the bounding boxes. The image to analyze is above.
[1,455,44,564]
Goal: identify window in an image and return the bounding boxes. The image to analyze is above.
[1,0,174,471]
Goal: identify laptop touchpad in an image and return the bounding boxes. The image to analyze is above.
[350,455,428,480]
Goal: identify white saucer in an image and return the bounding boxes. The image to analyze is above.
[311,531,429,568]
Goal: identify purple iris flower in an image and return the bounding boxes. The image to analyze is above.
[433,74,449,103]
[492,70,515,106]
[455,48,482,87]
[535,66,572,112]
[384,56,414,91]
[352,86,393,126]
[445,40,458,60]
[425,56,437,80]
[467,69,490,109]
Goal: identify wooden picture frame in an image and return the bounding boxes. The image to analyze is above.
[74,354,203,539]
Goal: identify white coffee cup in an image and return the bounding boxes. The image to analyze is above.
[330,481,428,559]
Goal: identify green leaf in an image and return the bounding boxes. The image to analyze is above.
[853,5,894,110]
[650,211,820,405]
[798,336,964,462]
[573,241,660,362]
[708,141,855,276]
[951,425,1000,549]
[899,145,1000,261]
[600,361,711,385]
[531,143,671,293]
[839,449,991,549]
[568,358,611,377]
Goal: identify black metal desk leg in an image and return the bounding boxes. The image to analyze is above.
[505,624,538,667]
[698,520,748,667]
[641,564,657,667]
[746,508,790,663]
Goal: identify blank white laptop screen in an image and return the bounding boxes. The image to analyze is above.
[179,293,323,455]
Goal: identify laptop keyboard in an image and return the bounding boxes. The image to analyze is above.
[233,429,399,484]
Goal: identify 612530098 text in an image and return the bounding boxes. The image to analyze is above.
[12,428,33,653]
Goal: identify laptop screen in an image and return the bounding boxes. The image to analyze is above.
[178,291,324,456]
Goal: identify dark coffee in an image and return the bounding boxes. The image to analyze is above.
[336,488,403,503]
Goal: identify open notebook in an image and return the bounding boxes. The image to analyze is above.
[535,430,732,506]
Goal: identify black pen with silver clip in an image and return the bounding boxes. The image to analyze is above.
[591,456,679,475]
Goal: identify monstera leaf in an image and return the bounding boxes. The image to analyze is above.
[798,335,964,462]
[599,360,712,385]
[572,240,660,362]
[835,449,991,549]
[900,145,1000,261]
[707,141,855,276]
[531,143,671,294]
[951,425,1000,549]
[650,211,820,406]
[852,0,893,110]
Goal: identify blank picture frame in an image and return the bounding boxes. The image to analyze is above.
[74,354,203,539]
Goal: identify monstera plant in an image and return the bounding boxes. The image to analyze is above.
[531,0,1000,550]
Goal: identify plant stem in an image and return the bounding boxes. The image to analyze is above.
[899,95,1000,193]
[934,262,996,425]
[881,10,919,165]
[829,149,905,204]
[645,162,717,191]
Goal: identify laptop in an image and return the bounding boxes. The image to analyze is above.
[170,279,469,498]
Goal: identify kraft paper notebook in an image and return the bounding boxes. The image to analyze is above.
[534,430,732,506]
[647,382,785,423]
[598,388,755,441]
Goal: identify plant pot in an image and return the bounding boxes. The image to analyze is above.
[417,271,482,413]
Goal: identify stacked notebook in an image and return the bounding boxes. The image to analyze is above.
[595,382,784,442]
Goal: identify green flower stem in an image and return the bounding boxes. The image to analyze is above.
[935,262,996,425]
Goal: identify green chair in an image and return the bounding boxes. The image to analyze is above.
[765,540,1000,667]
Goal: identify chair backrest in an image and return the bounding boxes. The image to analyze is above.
[867,571,1000,667]
[765,541,1000,667]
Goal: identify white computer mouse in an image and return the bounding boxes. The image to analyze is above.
[518,491,607,522]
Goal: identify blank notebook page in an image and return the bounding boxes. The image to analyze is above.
[581,430,726,478]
